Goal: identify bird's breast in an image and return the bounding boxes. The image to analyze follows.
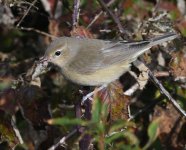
[61,62,130,86]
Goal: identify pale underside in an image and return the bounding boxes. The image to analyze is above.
[62,61,131,85]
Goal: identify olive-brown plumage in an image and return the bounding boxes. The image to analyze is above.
[43,33,178,86]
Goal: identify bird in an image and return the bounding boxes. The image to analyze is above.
[41,33,178,86]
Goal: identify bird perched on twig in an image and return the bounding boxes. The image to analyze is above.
[40,33,178,86]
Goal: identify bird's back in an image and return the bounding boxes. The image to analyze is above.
[61,33,177,85]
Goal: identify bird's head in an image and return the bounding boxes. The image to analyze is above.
[43,37,73,68]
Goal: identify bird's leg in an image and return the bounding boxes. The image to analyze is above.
[81,84,108,104]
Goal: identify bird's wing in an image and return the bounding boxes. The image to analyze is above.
[69,41,150,74]
[67,38,151,74]
[67,33,177,74]
[101,40,150,65]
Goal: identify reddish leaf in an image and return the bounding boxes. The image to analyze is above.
[97,81,130,121]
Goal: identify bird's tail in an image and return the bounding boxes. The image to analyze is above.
[128,32,178,63]
[149,32,178,47]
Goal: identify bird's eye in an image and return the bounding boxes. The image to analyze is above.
[55,50,61,56]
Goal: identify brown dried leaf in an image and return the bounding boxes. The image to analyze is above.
[152,103,186,149]
[176,20,186,37]
[48,19,61,37]
[44,19,61,45]
[70,26,95,38]
[170,51,186,77]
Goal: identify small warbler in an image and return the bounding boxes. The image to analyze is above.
[41,33,178,86]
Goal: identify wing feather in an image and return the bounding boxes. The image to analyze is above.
[67,38,150,74]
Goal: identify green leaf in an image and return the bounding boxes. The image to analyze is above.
[48,117,84,126]
[143,119,159,150]
[106,130,139,145]
[148,120,159,142]
[105,132,125,144]
[108,120,127,133]
[91,97,102,123]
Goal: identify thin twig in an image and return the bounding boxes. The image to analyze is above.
[154,71,170,77]
[48,129,78,150]
[82,84,107,104]
[79,100,92,150]
[48,113,86,150]
[72,0,80,28]
[148,70,186,117]
[11,115,24,144]
[124,83,139,96]
[16,0,37,27]
[19,27,57,39]
[87,0,116,29]
[128,100,159,121]
[97,0,129,37]
[87,11,103,29]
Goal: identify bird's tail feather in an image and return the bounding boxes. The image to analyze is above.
[129,32,178,62]
[149,32,178,47]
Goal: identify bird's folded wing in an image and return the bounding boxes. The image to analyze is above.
[68,40,150,74]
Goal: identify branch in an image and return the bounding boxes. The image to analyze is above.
[97,0,130,38]
[79,100,92,150]
[48,129,78,150]
[72,0,80,28]
[11,115,24,144]
[16,0,37,27]
[87,0,116,29]
[148,70,186,117]
[19,27,57,39]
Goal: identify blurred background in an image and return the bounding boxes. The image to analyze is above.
[0,0,186,149]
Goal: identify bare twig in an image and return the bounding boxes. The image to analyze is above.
[75,100,83,133]
[82,84,107,104]
[16,0,37,27]
[19,27,57,39]
[11,115,24,144]
[48,129,78,150]
[128,100,159,121]
[72,0,80,28]
[97,0,130,37]
[87,11,103,29]
[154,71,170,77]
[79,100,92,150]
[87,0,116,29]
[124,83,139,96]
[148,70,186,117]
